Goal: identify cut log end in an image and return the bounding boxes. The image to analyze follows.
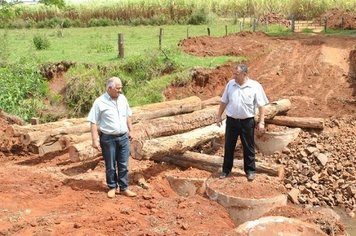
[68,146,80,162]
[130,139,144,160]
[20,133,31,146]
[58,136,71,150]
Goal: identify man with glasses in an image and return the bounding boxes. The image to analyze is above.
[216,64,268,181]
[88,77,137,198]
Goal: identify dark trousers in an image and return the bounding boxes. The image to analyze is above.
[223,116,256,175]
[100,133,130,190]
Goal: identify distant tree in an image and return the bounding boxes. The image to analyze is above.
[39,0,65,8]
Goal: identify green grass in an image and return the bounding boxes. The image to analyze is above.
[1,23,245,64]
[324,29,356,36]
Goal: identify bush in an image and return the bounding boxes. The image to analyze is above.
[33,34,50,50]
[187,8,209,25]
[65,65,107,116]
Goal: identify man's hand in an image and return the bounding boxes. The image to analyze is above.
[255,122,265,137]
[128,132,133,141]
[92,139,101,152]
[216,115,223,127]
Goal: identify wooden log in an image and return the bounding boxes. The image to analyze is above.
[266,116,324,129]
[131,121,226,161]
[131,105,224,140]
[38,141,63,157]
[131,96,202,123]
[58,133,92,150]
[202,96,221,108]
[258,99,292,120]
[68,140,101,162]
[163,151,284,179]
[21,123,90,147]
[6,118,87,137]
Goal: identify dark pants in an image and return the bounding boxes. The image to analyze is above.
[223,116,256,175]
[100,133,130,190]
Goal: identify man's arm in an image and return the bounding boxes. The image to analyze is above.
[127,117,133,140]
[216,102,227,127]
[90,122,101,150]
[257,106,266,132]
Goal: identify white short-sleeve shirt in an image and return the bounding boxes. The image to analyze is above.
[87,92,132,135]
[221,78,269,119]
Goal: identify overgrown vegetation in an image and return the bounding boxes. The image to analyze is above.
[0,0,354,28]
[0,62,48,121]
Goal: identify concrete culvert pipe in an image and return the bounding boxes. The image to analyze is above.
[230,216,327,236]
[206,174,287,226]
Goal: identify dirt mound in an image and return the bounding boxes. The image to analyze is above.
[168,33,356,118]
[178,32,268,57]
[259,13,291,27]
[314,9,356,29]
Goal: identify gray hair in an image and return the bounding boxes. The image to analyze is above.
[236,64,248,74]
[106,76,122,90]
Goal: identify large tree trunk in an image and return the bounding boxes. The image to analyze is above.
[20,123,90,147]
[64,106,222,154]
[163,151,284,179]
[131,96,202,123]
[68,140,101,162]
[266,116,324,129]
[38,141,63,157]
[58,133,93,150]
[260,99,292,120]
[131,105,223,140]
[5,118,87,137]
[131,121,226,161]
[202,96,221,108]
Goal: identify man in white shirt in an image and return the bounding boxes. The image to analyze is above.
[88,77,136,198]
[216,64,268,181]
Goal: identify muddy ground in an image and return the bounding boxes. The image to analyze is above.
[1,32,355,235]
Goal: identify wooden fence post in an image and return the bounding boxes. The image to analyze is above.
[118,33,124,58]
[186,27,189,38]
[324,17,327,32]
[341,17,344,29]
[207,27,210,36]
[265,16,269,32]
[225,25,228,36]
[253,18,256,32]
[291,16,295,32]
[240,21,243,32]
[159,28,163,50]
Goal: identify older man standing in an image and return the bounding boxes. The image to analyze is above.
[216,64,269,181]
[88,77,136,198]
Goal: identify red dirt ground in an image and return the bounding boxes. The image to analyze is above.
[1,32,355,235]
[166,32,356,118]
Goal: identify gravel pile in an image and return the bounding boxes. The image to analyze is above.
[265,116,355,215]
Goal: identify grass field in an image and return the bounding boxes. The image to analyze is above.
[2,23,247,64]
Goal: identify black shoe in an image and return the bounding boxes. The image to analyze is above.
[219,172,229,179]
[247,173,256,182]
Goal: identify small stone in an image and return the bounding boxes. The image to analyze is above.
[73,223,81,229]
[288,188,300,204]
[306,146,317,154]
[316,153,328,166]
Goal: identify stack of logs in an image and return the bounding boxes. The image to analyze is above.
[1,96,326,178]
